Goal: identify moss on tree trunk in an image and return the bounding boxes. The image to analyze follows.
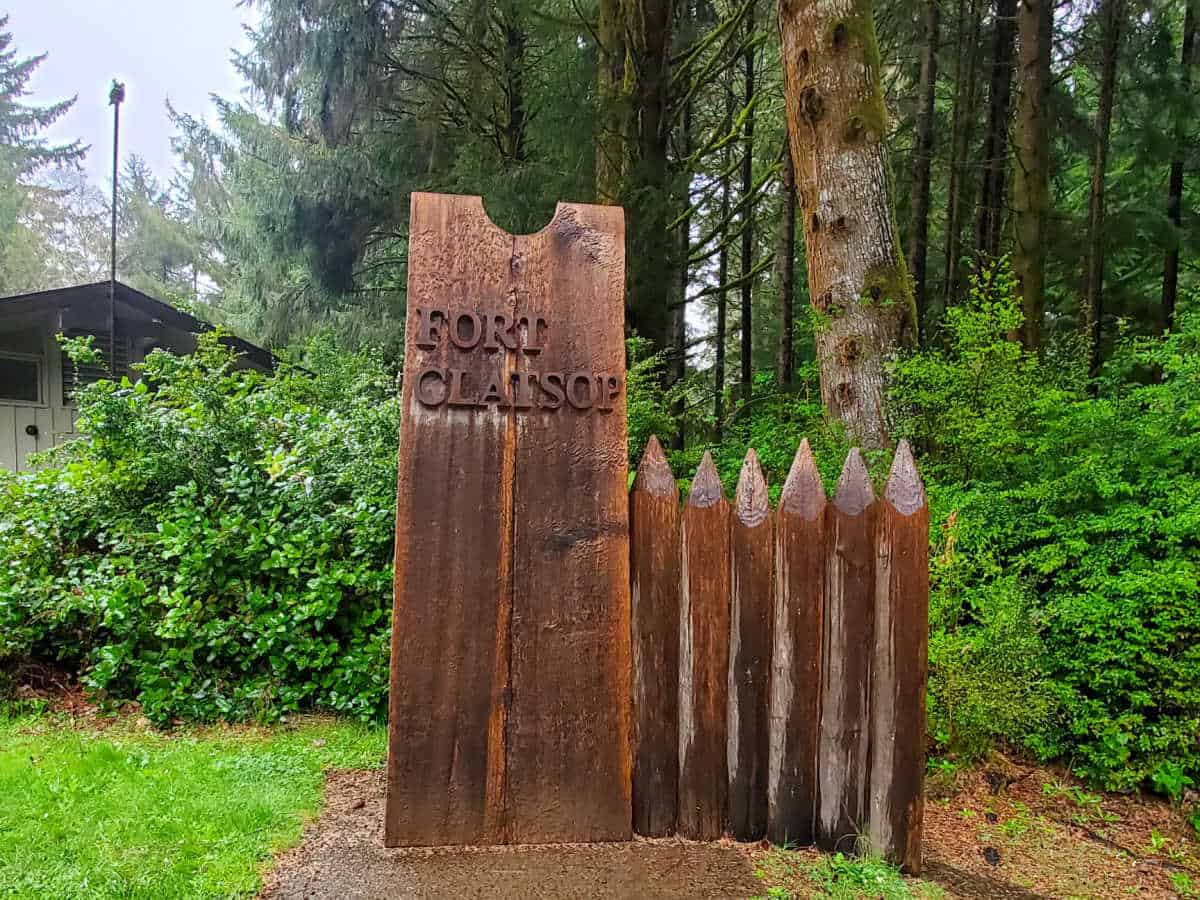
[778,0,914,449]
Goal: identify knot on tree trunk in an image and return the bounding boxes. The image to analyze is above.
[799,87,824,127]
[831,22,850,50]
[834,381,855,411]
[838,336,860,365]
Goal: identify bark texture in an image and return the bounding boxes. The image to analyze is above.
[1084,0,1124,376]
[777,132,797,385]
[740,1,758,402]
[907,0,939,330]
[1162,0,1198,332]
[1012,0,1052,350]
[779,0,914,449]
[976,0,1017,260]
[942,0,982,306]
[715,83,734,431]
[596,0,628,205]
[596,0,677,351]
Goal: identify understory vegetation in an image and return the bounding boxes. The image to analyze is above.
[1,270,1197,807]
[0,335,398,724]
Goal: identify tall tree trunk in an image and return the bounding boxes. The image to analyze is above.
[673,61,693,451]
[943,0,982,306]
[597,0,677,351]
[715,84,734,434]
[1011,0,1052,350]
[779,0,915,449]
[907,0,939,334]
[1162,0,1198,333]
[740,1,757,403]
[500,9,528,163]
[976,0,1017,260]
[1084,0,1124,376]
[596,0,628,204]
[777,131,797,386]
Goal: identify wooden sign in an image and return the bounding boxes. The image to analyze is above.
[385,193,631,847]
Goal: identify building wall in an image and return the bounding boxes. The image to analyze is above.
[0,294,266,472]
[0,315,138,471]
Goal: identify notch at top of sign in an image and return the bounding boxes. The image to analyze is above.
[411,192,624,242]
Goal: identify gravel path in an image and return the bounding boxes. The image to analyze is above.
[260,770,763,900]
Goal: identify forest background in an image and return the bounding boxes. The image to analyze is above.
[0,0,1197,814]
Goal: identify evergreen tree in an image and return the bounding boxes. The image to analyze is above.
[0,14,85,294]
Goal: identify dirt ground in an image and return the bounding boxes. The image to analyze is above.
[262,760,1200,899]
[920,756,1200,899]
[259,770,763,900]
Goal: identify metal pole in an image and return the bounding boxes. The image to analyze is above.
[108,80,125,377]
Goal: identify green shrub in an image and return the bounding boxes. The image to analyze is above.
[0,333,398,723]
[892,266,1200,791]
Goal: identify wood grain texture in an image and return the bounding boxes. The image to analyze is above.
[630,435,681,837]
[504,200,632,844]
[678,451,731,840]
[768,439,825,847]
[868,441,929,873]
[386,193,516,847]
[728,449,773,841]
[386,193,630,846]
[817,449,877,854]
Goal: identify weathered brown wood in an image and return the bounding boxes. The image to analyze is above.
[817,448,877,854]
[678,451,731,840]
[728,449,773,841]
[386,193,631,846]
[768,439,825,847]
[869,441,929,872]
[504,201,632,844]
[386,193,517,847]
[629,435,680,837]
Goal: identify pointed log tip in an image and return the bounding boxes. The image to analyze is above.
[687,451,725,508]
[884,439,926,515]
[634,435,677,497]
[780,438,826,519]
[735,448,769,526]
[833,448,875,515]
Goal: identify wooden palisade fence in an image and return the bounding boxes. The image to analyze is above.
[630,436,929,873]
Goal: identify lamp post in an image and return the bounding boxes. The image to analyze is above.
[108,80,125,378]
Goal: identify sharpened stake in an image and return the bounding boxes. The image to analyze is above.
[678,451,730,840]
[728,448,772,841]
[769,438,826,846]
[630,435,680,836]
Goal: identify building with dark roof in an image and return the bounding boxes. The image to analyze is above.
[0,281,273,471]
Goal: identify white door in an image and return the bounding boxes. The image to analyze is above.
[13,407,45,470]
[0,350,50,471]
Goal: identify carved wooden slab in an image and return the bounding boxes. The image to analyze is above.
[385,192,630,847]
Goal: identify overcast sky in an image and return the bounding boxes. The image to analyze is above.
[7,1,255,186]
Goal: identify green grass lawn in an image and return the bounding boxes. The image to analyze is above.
[0,704,386,899]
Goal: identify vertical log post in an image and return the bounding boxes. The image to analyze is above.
[387,194,630,846]
[869,441,929,872]
[678,451,731,839]
[817,449,877,853]
[630,435,681,837]
[768,439,825,846]
[728,449,773,841]
[504,201,632,844]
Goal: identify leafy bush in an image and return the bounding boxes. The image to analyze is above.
[893,267,1200,791]
[0,333,398,723]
